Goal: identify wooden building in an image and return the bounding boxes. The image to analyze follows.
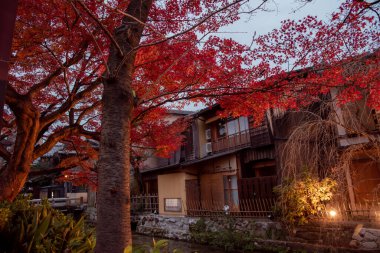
[140,98,380,217]
[140,105,278,216]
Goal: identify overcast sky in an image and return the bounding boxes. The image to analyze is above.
[219,0,343,45]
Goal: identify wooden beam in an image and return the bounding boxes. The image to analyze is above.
[0,0,18,129]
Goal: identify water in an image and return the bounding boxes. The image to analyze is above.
[132,234,268,253]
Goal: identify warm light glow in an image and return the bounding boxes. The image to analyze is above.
[329,210,337,217]
[64,175,68,178]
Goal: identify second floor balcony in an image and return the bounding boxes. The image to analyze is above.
[210,129,251,153]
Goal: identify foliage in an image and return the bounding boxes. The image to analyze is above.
[0,196,95,253]
[124,239,182,253]
[190,218,257,252]
[274,172,337,227]
[0,0,378,195]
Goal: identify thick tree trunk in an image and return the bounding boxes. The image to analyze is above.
[95,1,153,252]
[0,95,40,201]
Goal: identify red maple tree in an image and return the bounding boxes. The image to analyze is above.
[0,0,378,251]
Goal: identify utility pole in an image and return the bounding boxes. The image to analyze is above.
[0,0,19,131]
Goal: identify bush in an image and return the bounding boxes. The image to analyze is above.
[189,217,256,252]
[0,196,95,253]
[274,172,337,228]
[124,239,182,253]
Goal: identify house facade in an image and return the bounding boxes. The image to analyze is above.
[140,98,380,217]
[140,105,278,216]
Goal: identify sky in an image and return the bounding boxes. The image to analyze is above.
[183,0,344,111]
[219,0,343,46]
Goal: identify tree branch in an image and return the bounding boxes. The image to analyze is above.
[39,78,101,129]
[29,154,90,176]
[74,0,124,56]
[0,143,11,161]
[27,39,90,98]
[33,125,99,159]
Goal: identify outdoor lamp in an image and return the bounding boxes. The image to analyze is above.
[329,209,337,217]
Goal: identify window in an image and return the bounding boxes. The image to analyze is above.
[239,117,249,131]
[226,117,249,136]
[223,175,239,206]
[164,198,182,212]
[227,120,238,135]
[217,122,226,137]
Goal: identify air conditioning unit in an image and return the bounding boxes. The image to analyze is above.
[205,129,211,140]
[205,142,212,153]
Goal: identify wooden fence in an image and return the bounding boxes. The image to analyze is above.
[130,194,380,222]
[186,198,276,218]
[131,194,159,213]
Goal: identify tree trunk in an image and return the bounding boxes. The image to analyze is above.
[0,94,40,201]
[95,1,153,252]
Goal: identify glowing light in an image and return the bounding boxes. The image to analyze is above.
[64,175,68,178]
[329,210,337,217]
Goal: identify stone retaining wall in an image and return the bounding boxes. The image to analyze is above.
[134,214,380,251]
[86,209,380,251]
[135,214,283,241]
[351,226,380,250]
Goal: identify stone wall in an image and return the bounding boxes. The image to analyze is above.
[135,214,283,241]
[134,214,380,251]
[351,226,380,250]
[135,215,196,240]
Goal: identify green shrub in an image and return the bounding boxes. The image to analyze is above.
[189,217,256,252]
[0,196,95,253]
[274,172,337,228]
[124,239,182,253]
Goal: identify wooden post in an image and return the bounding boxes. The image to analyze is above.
[345,163,356,211]
[0,0,18,131]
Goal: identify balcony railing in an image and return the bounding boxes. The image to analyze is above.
[211,130,250,153]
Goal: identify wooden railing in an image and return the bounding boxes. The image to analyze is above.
[212,130,251,153]
[131,194,159,213]
[186,198,276,218]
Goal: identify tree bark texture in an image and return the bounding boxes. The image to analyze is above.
[95,0,153,252]
[0,89,40,201]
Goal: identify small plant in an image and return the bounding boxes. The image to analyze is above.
[0,195,95,253]
[124,238,182,253]
[274,172,337,228]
